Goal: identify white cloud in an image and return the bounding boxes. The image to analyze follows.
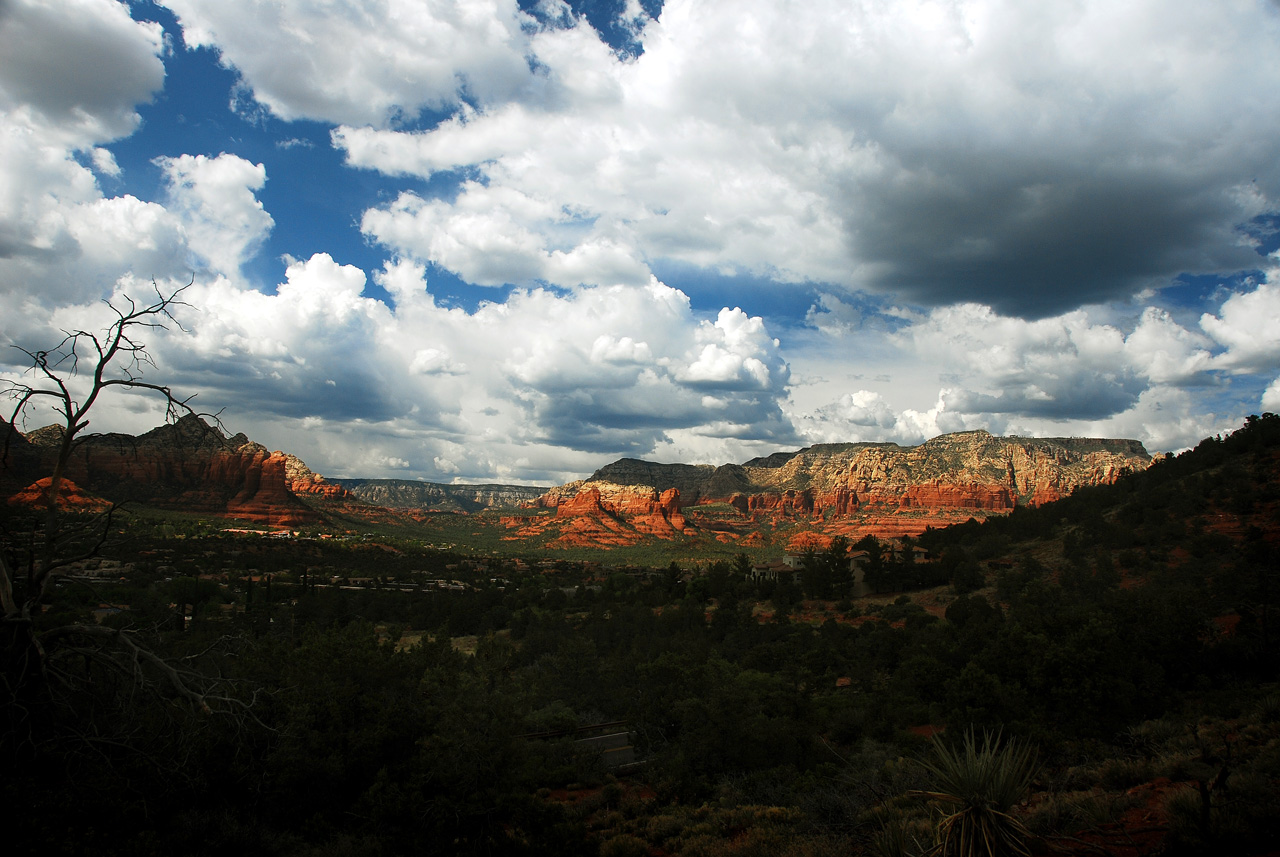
[0,0,165,143]
[325,0,1280,314]
[5,0,1280,484]
[1201,281,1280,373]
[161,255,413,424]
[1083,387,1237,454]
[410,348,467,376]
[902,304,1141,420]
[678,308,785,391]
[895,302,1226,420]
[162,0,533,127]
[0,0,174,318]
[109,259,799,480]
[1125,307,1214,385]
[360,182,655,289]
[90,147,121,177]
[590,335,653,366]
[1262,377,1280,413]
[156,153,274,277]
[61,195,186,274]
[791,290,1269,454]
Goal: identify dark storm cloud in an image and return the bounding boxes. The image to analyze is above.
[843,155,1269,319]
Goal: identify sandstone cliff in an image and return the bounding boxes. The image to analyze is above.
[9,415,324,528]
[6,477,112,512]
[535,430,1151,538]
[552,484,688,533]
[282,453,354,499]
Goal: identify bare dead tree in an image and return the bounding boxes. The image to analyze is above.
[1,280,254,752]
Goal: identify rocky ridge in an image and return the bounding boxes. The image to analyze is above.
[6,477,112,512]
[532,431,1151,542]
[333,478,547,512]
[6,415,341,528]
[282,453,353,500]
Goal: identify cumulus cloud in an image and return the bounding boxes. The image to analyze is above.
[0,0,176,318]
[156,153,274,276]
[1080,386,1238,454]
[147,0,1280,317]
[1262,377,1280,413]
[791,286,1272,454]
[360,184,652,289]
[117,259,798,479]
[1201,281,1280,372]
[321,0,1280,314]
[90,148,121,178]
[791,389,959,448]
[161,0,533,126]
[492,284,792,453]
[0,0,165,142]
[166,255,413,423]
[903,305,1135,420]
[893,303,1225,420]
[1125,308,1214,385]
[6,0,1280,483]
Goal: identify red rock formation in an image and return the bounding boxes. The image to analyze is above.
[739,489,817,516]
[281,452,353,499]
[547,513,644,548]
[531,429,1151,546]
[553,483,688,539]
[787,532,835,552]
[891,482,1014,511]
[659,488,688,532]
[816,486,859,516]
[7,477,111,512]
[556,486,612,518]
[10,415,323,527]
[225,452,321,528]
[555,483,683,518]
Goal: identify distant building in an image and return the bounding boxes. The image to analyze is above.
[747,560,793,583]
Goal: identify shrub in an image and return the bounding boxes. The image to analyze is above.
[872,815,930,857]
[599,833,649,857]
[1096,757,1153,790]
[1024,790,1132,836]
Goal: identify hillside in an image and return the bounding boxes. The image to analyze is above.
[333,478,547,512]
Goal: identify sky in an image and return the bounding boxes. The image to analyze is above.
[2,0,1279,487]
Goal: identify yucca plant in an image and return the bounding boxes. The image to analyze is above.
[915,729,1038,857]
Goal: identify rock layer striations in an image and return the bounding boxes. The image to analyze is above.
[8,415,343,527]
[535,431,1151,538]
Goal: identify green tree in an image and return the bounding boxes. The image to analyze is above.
[857,535,891,593]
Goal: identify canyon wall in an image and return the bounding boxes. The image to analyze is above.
[536,430,1151,535]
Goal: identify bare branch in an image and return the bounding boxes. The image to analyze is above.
[1,278,250,715]
[41,625,214,714]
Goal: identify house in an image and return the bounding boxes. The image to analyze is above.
[750,552,877,598]
[747,560,794,583]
